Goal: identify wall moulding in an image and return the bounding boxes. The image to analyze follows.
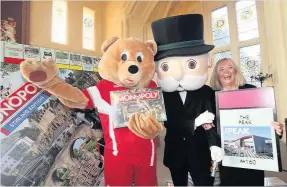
[142,1,160,24]
[121,17,129,38]
[122,1,137,17]
[163,1,178,17]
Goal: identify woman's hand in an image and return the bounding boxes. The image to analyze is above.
[202,123,215,130]
[271,121,283,136]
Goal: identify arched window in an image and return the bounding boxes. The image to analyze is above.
[83,7,95,50]
[52,0,67,44]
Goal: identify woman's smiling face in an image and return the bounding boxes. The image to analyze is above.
[218,59,236,88]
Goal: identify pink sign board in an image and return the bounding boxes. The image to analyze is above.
[215,87,282,172]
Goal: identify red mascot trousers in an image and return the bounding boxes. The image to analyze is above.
[104,149,157,186]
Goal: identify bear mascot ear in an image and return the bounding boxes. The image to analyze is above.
[101,36,119,53]
[145,40,157,56]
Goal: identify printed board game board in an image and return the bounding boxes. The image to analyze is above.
[0,42,105,187]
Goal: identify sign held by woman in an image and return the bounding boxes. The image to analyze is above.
[216,87,282,172]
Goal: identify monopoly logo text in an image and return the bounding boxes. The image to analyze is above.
[118,91,159,103]
[0,83,41,124]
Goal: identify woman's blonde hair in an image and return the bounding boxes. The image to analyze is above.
[210,58,246,90]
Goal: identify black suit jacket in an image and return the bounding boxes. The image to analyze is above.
[163,85,220,169]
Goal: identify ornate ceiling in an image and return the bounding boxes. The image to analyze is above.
[121,1,174,23]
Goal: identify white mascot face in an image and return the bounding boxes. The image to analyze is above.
[156,53,211,92]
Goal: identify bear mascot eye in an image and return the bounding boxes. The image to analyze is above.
[121,52,128,61]
[136,52,144,63]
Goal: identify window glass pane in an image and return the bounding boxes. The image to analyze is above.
[214,51,232,64]
[236,1,259,41]
[83,7,95,50]
[211,6,230,47]
[52,0,67,44]
[240,44,261,87]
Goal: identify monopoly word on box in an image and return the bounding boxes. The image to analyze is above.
[110,87,167,129]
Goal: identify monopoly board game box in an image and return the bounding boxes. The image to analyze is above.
[110,88,167,129]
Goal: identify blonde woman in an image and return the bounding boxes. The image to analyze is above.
[210,58,283,186]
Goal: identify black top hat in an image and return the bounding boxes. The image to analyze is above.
[151,14,214,61]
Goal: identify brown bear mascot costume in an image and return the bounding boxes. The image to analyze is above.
[151,14,224,186]
[20,37,163,186]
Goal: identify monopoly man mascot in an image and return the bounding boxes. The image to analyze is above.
[20,37,163,186]
[151,14,224,186]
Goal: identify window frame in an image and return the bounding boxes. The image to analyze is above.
[51,0,68,45]
[203,1,270,84]
[82,7,95,51]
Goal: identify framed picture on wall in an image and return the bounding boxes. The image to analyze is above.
[215,87,282,172]
[1,1,30,44]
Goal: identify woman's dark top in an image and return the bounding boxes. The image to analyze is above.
[219,84,265,186]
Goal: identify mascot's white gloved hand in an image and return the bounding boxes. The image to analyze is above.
[210,146,224,162]
[194,110,215,130]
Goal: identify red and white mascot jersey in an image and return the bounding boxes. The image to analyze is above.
[82,79,158,186]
